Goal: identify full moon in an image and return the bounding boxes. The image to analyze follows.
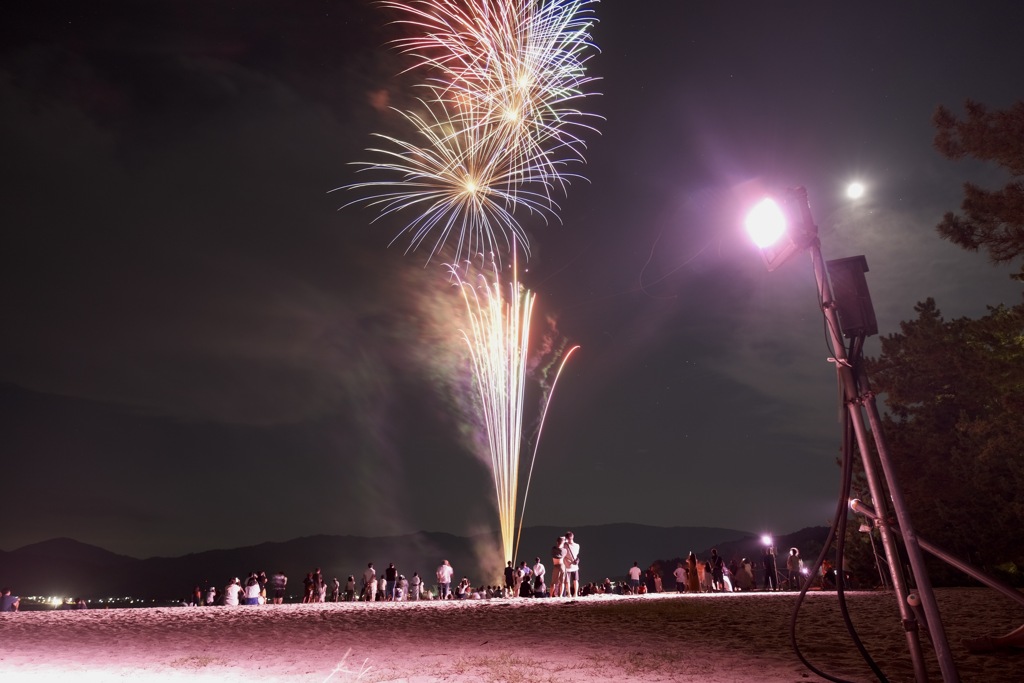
[846,182,865,199]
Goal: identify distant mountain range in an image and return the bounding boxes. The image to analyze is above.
[0,524,828,600]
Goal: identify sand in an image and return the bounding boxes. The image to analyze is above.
[1,588,1022,682]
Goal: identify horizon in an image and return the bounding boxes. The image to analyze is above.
[4,520,808,558]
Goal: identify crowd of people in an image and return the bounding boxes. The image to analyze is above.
[660,547,805,594]
[173,536,814,607]
[0,539,831,612]
[171,530,585,607]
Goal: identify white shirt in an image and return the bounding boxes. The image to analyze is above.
[566,542,580,571]
[628,566,642,581]
[223,583,241,606]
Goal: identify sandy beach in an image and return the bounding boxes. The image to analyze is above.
[1,588,1021,682]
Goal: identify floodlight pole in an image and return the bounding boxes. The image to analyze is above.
[794,187,959,682]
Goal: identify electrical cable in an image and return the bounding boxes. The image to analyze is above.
[787,330,891,682]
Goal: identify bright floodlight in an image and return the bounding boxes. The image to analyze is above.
[761,534,773,546]
[745,198,787,248]
[846,181,865,199]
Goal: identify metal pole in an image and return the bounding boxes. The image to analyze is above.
[866,521,889,590]
[797,190,936,683]
[793,186,960,682]
[859,391,961,680]
[851,500,1024,610]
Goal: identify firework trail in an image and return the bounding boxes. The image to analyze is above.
[342,0,601,264]
[450,253,576,563]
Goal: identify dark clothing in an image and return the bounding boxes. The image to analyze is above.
[763,553,778,590]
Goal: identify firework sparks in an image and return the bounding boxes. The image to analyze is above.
[450,254,577,563]
[344,99,559,262]
[449,254,534,562]
[341,0,602,264]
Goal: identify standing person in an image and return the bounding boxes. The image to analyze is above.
[363,562,377,602]
[503,561,516,596]
[409,572,422,601]
[673,563,686,592]
[709,549,725,592]
[762,548,778,591]
[564,531,581,598]
[686,552,700,593]
[627,562,642,592]
[257,571,268,604]
[651,567,663,593]
[312,567,324,599]
[786,548,802,590]
[269,570,288,604]
[550,536,568,597]
[700,560,713,592]
[377,575,386,601]
[436,559,454,599]
[302,572,314,603]
[385,563,398,601]
[344,576,356,602]
[738,557,756,591]
[330,577,341,602]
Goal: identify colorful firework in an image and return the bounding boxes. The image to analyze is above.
[342,0,601,264]
[341,0,596,568]
[450,253,576,563]
[384,0,601,186]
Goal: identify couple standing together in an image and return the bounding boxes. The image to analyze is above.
[550,531,580,598]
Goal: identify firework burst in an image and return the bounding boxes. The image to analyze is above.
[342,0,602,264]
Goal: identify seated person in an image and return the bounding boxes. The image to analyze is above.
[1,588,20,612]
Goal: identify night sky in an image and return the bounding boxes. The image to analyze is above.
[3,1,1022,559]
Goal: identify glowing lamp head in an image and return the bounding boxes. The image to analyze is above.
[761,534,773,546]
[745,198,787,248]
[745,188,818,271]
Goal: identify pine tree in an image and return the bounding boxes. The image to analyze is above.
[933,100,1024,280]
[863,299,1024,584]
